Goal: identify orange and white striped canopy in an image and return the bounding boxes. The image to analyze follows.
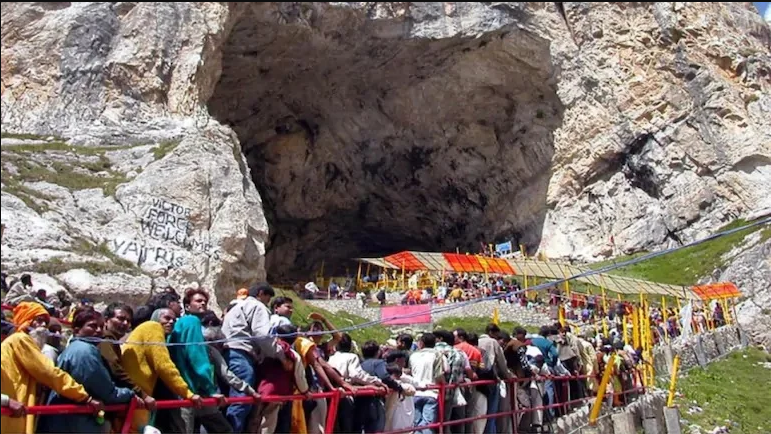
[381,251,516,275]
[691,282,742,300]
[356,251,725,300]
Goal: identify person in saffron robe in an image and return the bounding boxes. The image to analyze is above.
[1,302,102,434]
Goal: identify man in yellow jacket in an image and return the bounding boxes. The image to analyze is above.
[121,307,203,432]
[1,302,103,434]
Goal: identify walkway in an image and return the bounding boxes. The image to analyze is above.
[307,296,552,327]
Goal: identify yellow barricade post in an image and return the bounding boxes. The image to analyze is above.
[662,296,669,343]
[721,297,731,325]
[632,306,640,350]
[590,354,617,425]
[667,355,681,407]
[401,260,405,292]
[598,274,610,338]
[356,261,363,292]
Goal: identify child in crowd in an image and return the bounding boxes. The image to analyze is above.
[383,363,419,432]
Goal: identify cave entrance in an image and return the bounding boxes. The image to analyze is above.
[207,4,564,281]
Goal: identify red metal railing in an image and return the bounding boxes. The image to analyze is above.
[1,372,645,434]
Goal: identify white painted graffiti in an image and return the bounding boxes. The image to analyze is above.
[111,238,187,268]
[138,198,220,260]
[109,198,221,269]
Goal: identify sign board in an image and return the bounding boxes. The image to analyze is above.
[495,241,513,254]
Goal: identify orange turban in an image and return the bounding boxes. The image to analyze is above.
[12,301,49,333]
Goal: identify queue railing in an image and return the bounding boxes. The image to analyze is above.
[1,370,646,434]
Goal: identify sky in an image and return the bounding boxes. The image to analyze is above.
[753,2,771,21]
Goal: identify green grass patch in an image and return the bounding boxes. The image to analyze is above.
[675,348,771,434]
[1,132,66,141]
[79,154,114,172]
[1,141,121,155]
[1,134,172,197]
[433,316,539,335]
[2,152,127,197]
[1,136,147,155]
[23,257,138,276]
[71,239,141,274]
[588,219,770,286]
[152,139,181,160]
[5,239,142,276]
[1,181,53,214]
[274,288,391,344]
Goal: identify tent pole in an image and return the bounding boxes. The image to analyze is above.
[356,261,362,292]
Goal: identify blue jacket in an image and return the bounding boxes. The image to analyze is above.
[530,336,560,368]
[168,315,217,396]
[37,339,134,433]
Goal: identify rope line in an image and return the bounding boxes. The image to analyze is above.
[2,217,767,347]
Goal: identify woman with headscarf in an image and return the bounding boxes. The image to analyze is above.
[1,302,102,434]
[121,307,203,432]
[37,307,137,433]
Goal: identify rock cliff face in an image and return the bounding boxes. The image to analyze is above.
[1,3,770,306]
[714,231,771,349]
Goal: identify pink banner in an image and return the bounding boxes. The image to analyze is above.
[380,304,432,325]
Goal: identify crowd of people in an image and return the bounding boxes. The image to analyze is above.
[1,275,657,434]
[381,272,724,349]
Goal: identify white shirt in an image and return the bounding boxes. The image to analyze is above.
[409,348,448,399]
[526,345,544,360]
[269,314,291,334]
[385,374,420,431]
[42,344,60,365]
[328,352,380,385]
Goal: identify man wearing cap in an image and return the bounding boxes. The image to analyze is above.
[1,302,102,434]
[222,283,288,433]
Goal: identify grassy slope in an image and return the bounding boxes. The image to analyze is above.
[274,289,391,344]
[589,219,770,286]
[433,316,538,335]
[675,348,771,434]
[0,134,180,199]
[279,289,536,342]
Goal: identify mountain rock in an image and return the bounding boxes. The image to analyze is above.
[714,231,771,349]
[1,2,769,307]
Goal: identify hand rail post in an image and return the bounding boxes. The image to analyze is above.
[120,397,137,434]
[438,382,446,434]
[325,389,342,434]
[562,372,573,416]
[512,379,519,434]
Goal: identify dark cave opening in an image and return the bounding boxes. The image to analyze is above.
[206,4,564,280]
